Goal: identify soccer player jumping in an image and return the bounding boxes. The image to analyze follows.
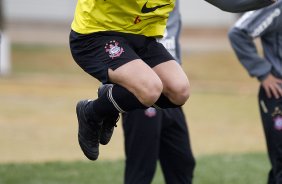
[69,0,276,161]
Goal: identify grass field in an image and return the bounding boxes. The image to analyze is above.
[0,43,270,183]
[0,153,270,184]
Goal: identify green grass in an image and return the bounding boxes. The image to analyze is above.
[0,153,270,184]
[194,153,270,184]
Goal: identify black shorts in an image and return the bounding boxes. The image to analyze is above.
[69,30,175,84]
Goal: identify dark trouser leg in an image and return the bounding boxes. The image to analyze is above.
[259,87,282,184]
[159,108,195,184]
[122,108,162,184]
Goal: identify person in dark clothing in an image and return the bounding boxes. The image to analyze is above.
[229,1,282,183]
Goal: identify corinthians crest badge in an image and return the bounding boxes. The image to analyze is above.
[274,116,282,130]
[144,107,157,117]
[272,107,282,131]
[105,40,124,59]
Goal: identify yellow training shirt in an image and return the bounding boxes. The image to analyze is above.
[71,0,175,37]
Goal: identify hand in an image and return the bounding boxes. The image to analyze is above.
[261,74,282,99]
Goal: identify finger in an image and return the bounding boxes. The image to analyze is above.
[264,86,272,98]
[275,84,282,98]
[270,85,279,99]
[276,78,282,84]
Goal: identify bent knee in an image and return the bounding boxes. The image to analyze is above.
[175,84,190,104]
[166,82,190,105]
[137,80,163,106]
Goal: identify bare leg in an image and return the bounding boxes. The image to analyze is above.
[108,59,163,106]
[153,60,190,105]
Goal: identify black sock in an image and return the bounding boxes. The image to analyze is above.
[153,94,181,109]
[111,85,148,111]
[91,85,148,118]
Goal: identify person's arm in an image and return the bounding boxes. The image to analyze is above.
[204,0,275,13]
[228,3,282,98]
[228,27,272,81]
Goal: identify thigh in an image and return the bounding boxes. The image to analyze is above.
[153,60,189,94]
[108,59,163,105]
[138,39,188,89]
[137,39,189,93]
[153,60,190,105]
[108,59,161,92]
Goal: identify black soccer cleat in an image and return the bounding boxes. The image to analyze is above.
[99,113,119,145]
[76,99,102,160]
[98,84,120,145]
